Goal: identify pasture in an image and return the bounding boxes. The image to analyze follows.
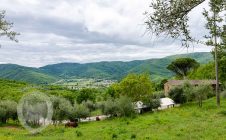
[1,97,226,140]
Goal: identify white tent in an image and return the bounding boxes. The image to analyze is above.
[159,98,175,109]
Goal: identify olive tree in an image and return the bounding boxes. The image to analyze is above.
[115,96,135,117]
[50,96,72,124]
[0,100,17,123]
[102,96,135,118]
[70,103,89,121]
[102,98,119,117]
[193,85,213,107]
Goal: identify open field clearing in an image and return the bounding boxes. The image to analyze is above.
[1,97,226,140]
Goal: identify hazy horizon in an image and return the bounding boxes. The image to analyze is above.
[0,52,212,68]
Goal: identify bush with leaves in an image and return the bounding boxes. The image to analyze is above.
[143,94,160,110]
[115,96,135,117]
[182,82,195,102]
[152,91,165,98]
[70,103,90,121]
[150,98,161,110]
[102,96,135,118]
[102,98,119,117]
[105,85,120,99]
[0,100,17,123]
[50,96,72,124]
[168,87,187,104]
[82,100,95,112]
[221,90,226,98]
[192,85,213,107]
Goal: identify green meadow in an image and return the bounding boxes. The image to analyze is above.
[1,97,226,140]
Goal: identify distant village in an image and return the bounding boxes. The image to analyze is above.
[53,78,117,89]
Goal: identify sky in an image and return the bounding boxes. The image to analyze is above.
[0,0,213,67]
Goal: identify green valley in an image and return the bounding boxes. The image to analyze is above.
[0,52,213,84]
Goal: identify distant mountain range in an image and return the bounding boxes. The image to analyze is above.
[0,52,213,84]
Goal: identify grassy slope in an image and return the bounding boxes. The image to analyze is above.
[1,97,226,140]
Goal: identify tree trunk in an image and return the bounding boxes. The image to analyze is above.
[213,7,220,107]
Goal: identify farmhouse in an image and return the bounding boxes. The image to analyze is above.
[164,80,220,96]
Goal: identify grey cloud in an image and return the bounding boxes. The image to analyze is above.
[0,0,212,67]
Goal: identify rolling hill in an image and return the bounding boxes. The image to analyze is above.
[0,64,58,84]
[0,52,213,84]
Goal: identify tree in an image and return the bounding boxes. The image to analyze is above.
[105,84,120,99]
[145,0,226,106]
[50,96,72,124]
[167,58,200,79]
[157,79,168,91]
[0,100,17,123]
[102,96,135,118]
[76,88,96,104]
[115,96,135,117]
[70,103,89,121]
[82,100,95,120]
[144,0,206,47]
[102,98,119,117]
[117,73,154,102]
[202,0,225,106]
[188,62,215,80]
[193,85,213,107]
[0,10,19,44]
[168,87,187,104]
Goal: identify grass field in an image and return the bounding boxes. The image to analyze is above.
[1,97,226,140]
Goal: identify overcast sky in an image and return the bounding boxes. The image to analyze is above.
[0,0,213,67]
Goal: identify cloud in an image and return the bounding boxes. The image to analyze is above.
[0,0,212,67]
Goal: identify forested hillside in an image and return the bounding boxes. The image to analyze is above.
[0,64,58,84]
[0,52,213,84]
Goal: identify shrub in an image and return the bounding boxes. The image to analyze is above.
[168,87,186,104]
[70,103,90,121]
[115,96,135,117]
[102,98,119,117]
[0,107,7,123]
[221,90,226,98]
[82,100,95,112]
[150,98,161,110]
[50,96,72,124]
[0,100,17,123]
[102,96,135,118]
[143,94,160,111]
[152,91,165,98]
[192,85,213,107]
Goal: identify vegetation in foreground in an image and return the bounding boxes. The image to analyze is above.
[0,97,226,140]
